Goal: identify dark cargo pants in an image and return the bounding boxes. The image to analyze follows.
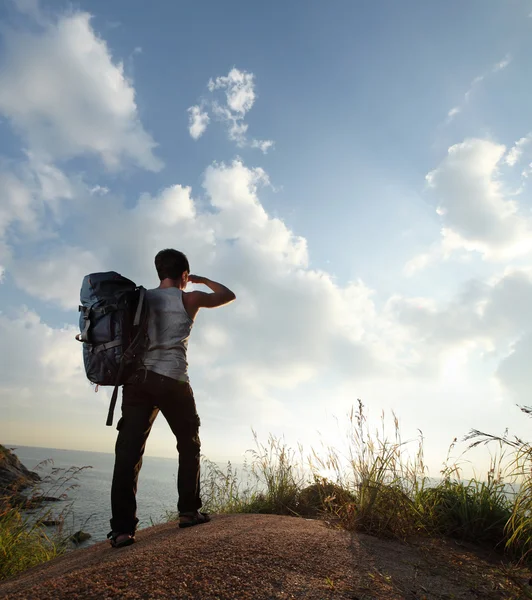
[110,370,202,534]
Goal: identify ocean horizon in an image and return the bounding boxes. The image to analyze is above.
[7,444,244,546]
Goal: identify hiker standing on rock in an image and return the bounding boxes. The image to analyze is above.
[108,249,236,548]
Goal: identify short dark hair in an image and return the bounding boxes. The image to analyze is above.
[154,249,190,280]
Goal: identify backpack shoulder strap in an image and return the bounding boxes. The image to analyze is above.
[133,287,146,327]
[105,287,148,427]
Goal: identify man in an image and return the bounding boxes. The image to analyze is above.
[108,249,236,548]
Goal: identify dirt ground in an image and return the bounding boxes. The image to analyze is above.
[0,514,531,599]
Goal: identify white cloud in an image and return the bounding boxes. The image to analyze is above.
[0,309,81,397]
[0,7,162,171]
[407,138,532,272]
[12,247,104,310]
[7,161,390,431]
[90,185,109,196]
[0,153,80,283]
[0,158,396,458]
[210,102,248,146]
[0,306,120,452]
[251,139,275,153]
[4,153,532,468]
[403,248,440,277]
[12,0,43,22]
[389,266,532,405]
[492,54,512,72]
[187,105,210,140]
[505,134,532,167]
[187,67,274,153]
[445,55,511,123]
[0,309,82,389]
[447,107,460,119]
[208,68,256,114]
[497,332,532,403]
[0,171,36,237]
[136,184,196,223]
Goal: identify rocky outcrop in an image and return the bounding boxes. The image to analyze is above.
[0,513,523,599]
[0,444,40,494]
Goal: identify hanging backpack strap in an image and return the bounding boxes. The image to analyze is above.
[106,342,130,426]
[106,363,124,427]
[106,385,119,427]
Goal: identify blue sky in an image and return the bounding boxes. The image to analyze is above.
[2,0,532,476]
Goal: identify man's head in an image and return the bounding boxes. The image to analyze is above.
[155,249,190,289]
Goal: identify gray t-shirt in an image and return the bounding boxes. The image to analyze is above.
[143,287,193,382]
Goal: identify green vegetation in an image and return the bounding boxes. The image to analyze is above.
[198,400,532,566]
[0,458,89,580]
[466,404,532,562]
[0,500,61,580]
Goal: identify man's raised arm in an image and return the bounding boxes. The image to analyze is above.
[184,275,236,319]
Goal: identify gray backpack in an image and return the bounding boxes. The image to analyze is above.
[76,272,148,425]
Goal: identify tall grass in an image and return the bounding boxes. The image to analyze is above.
[418,442,513,548]
[0,459,89,580]
[466,404,532,563]
[196,401,532,564]
[198,432,307,516]
[0,500,60,580]
[309,400,427,538]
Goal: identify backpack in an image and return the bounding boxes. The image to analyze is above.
[76,272,149,426]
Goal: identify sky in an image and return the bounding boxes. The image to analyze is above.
[1,0,532,477]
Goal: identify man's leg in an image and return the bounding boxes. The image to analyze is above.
[110,392,159,534]
[159,382,202,515]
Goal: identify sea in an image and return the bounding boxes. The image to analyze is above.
[11,445,218,546]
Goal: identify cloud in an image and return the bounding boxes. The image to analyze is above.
[187,105,210,140]
[186,68,274,153]
[25,158,531,429]
[0,6,162,171]
[403,249,440,277]
[251,139,275,153]
[208,68,256,114]
[445,55,511,124]
[497,332,532,403]
[0,171,36,238]
[0,152,79,282]
[505,134,532,167]
[406,138,532,273]
[12,247,104,310]
[90,185,109,196]
[0,308,82,394]
[0,306,122,452]
[428,140,532,257]
[4,151,532,466]
[447,107,461,120]
[11,0,43,21]
[0,154,72,247]
[2,157,408,457]
[492,55,512,72]
[389,266,532,404]
[6,160,393,430]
